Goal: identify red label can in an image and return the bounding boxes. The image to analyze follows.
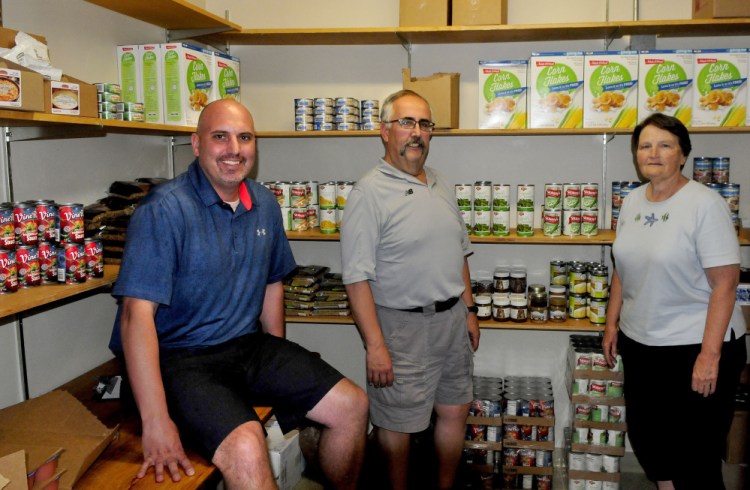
[58,203,84,243]
[58,242,86,284]
[84,238,104,278]
[38,241,58,283]
[16,245,40,288]
[35,200,58,243]
[13,202,38,246]
[0,204,14,250]
[0,249,18,293]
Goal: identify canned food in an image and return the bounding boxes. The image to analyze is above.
[591,403,608,422]
[314,122,335,131]
[574,427,589,444]
[519,448,535,466]
[306,205,319,229]
[569,452,586,470]
[361,121,381,131]
[491,210,510,236]
[588,266,609,298]
[563,183,581,210]
[575,403,591,420]
[585,453,603,472]
[589,379,607,397]
[492,184,510,210]
[16,245,40,288]
[581,183,598,210]
[313,97,334,107]
[588,297,607,324]
[38,241,57,283]
[336,122,360,131]
[0,249,18,293]
[319,208,337,233]
[58,203,84,244]
[607,429,624,447]
[473,181,492,210]
[569,293,587,319]
[517,184,535,210]
[295,123,315,131]
[318,182,336,209]
[335,97,359,108]
[336,207,345,230]
[334,114,359,123]
[606,379,624,397]
[563,209,581,236]
[298,114,316,123]
[35,200,57,243]
[472,210,491,236]
[544,183,562,210]
[712,157,729,184]
[14,202,38,246]
[84,238,104,278]
[608,405,625,422]
[295,106,314,115]
[693,157,712,184]
[123,111,145,122]
[305,181,319,205]
[58,242,86,284]
[459,209,472,233]
[361,99,379,110]
[290,182,308,208]
[536,450,552,467]
[95,82,121,94]
[504,423,520,440]
[581,210,599,236]
[274,182,291,207]
[0,204,15,250]
[603,454,620,473]
[590,428,606,445]
[455,184,472,209]
[720,183,740,212]
[361,107,379,117]
[294,97,313,108]
[335,182,354,208]
[516,210,534,236]
[542,209,561,237]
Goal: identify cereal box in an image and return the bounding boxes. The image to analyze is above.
[583,51,638,128]
[139,44,165,124]
[478,60,527,129]
[693,48,748,127]
[637,50,693,126]
[213,51,241,103]
[116,45,141,104]
[161,43,215,127]
[528,52,584,129]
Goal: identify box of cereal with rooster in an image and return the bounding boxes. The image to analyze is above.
[478,60,527,129]
[528,52,584,129]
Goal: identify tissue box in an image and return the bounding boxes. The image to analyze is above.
[399,0,450,27]
[265,419,304,490]
[402,68,460,128]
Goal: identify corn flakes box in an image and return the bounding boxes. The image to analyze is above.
[693,48,747,127]
[528,52,584,129]
[117,45,141,105]
[638,50,693,126]
[583,51,638,128]
[478,60,527,129]
[214,51,241,103]
[139,44,165,124]
[161,43,215,127]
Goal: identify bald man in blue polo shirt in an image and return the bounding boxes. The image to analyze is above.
[110,99,367,490]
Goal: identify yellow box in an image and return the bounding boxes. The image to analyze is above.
[693,0,750,19]
[402,68,460,129]
[399,0,450,27]
[453,0,507,26]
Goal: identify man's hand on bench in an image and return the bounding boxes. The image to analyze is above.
[140,415,196,482]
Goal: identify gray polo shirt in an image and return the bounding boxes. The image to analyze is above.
[341,158,471,309]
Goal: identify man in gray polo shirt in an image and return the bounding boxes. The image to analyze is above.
[341,89,480,490]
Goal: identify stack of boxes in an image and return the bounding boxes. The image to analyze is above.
[283,266,350,318]
[566,335,626,490]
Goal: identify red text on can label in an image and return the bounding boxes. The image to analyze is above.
[58,242,87,284]
[58,203,84,243]
[0,249,18,293]
[36,201,57,242]
[16,245,41,288]
[14,203,38,246]
[0,205,14,250]
[38,241,58,283]
[84,238,104,278]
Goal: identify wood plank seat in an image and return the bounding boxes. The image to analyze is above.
[57,358,272,489]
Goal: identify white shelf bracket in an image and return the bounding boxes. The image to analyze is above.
[396,34,413,71]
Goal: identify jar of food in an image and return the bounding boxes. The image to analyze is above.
[492,293,511,322]
[510,299,528,323]
[475,295,492,321]
[477,280,493,296]
[549,285,567,322]
[529,288,548,323]
[493,267,510,293]
[510,268,527,294]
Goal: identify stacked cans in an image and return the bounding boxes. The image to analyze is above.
[317,181,353,233]
[0,200,103,293]
[263,181,320,232]
[467,376,503,443]
[294,98,380,131]
[96,83,145,122]
[544,183,599,237]
[610,181,642,230]
[694,157,740,231]
[455,182,513,237]
[550,260,610,325]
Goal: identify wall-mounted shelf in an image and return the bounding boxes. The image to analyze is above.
[84,0,241,32]
[0,265,119,319]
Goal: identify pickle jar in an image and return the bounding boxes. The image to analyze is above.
[549,285,567,322]
[510,268,527,294]
[493,267,510,293]
[492,293,511,322]
[510,299,528,323]
[475,295,492,321]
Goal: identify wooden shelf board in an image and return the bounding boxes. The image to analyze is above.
[209,19,750,46]
[1,265,119,319]
[84,0,241,31]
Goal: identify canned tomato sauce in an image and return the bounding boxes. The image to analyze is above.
[38,241,58,283]
[35,200,57,243]
[16,245,41,288]
[0,204,14,250]
[58,242,87,284]
[14,202,38,246]
[84,238,104,278]
[0,249,18,293]
[58,203,84,243]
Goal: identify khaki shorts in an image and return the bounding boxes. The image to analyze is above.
[368,299,474,433]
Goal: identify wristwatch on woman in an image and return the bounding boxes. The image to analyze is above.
[467,305,479,314]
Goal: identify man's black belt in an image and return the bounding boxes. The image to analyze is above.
[398,296,460,313]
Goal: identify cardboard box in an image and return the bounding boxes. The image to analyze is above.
[693,0,750,19]
[453,0,507,26]
[161,42,215,127]
[692,48,747,127]
[399,0,450,27]
[402,68,460,128]
[265,419,304,490]
[0,390,117,490]
[116,45,140,104]
[528,52,584,129]
[0,27,45,113]
[583,51,639,129]
[139,44,165,124]
[213,50,241,103]
[478,59,527,129]
[638,50,694,126]
[44,74,97,117]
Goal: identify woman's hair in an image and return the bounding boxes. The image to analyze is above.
[631,113,692,157]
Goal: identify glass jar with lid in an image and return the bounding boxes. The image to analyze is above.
[528,284,548,323]
[510,298,528,323]
[549,285,567,322]
[493,267,510,293]
[475,294,492,321]
[510,268,527,294]
[492,293,511,322]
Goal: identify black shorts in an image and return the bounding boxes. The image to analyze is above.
[155,332,344,459]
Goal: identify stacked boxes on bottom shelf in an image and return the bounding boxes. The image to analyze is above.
[283,266,350,318]
[566,335,626,490]
[463,375,556,489]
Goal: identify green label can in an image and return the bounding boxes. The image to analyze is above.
[542,209,561,237]
[473,181,492,210]
[473,209,491,236]
[581,210,599,236]
[491,210,510,236]
[455,183,473,209]
[492,184,510,210]
[581,183,598,210]
[516,209,535,236]
[544,183,562,211]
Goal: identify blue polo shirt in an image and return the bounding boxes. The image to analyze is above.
[109,160,296,352]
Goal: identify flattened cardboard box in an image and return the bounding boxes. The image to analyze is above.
[402,68,460,128]
[0,390,118,490]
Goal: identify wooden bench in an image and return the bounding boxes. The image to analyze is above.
[58,358,272,489]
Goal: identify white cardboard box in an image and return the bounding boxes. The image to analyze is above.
[637,50,694,126]
[583,51,638,128]
[139,44,165,124]
[161,42,215,127]
[692,48,748,127]
[265,419,304,490]
[478,59,527,129]
[528,52,584,129]
[116,45,141,104]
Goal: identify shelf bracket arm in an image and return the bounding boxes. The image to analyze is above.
[0,127,12,202]
[167,26,234,42]
[396,33,413,71]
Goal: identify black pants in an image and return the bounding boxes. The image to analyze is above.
[619,331,746,489]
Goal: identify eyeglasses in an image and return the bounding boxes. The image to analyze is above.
[385,117,436,132]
